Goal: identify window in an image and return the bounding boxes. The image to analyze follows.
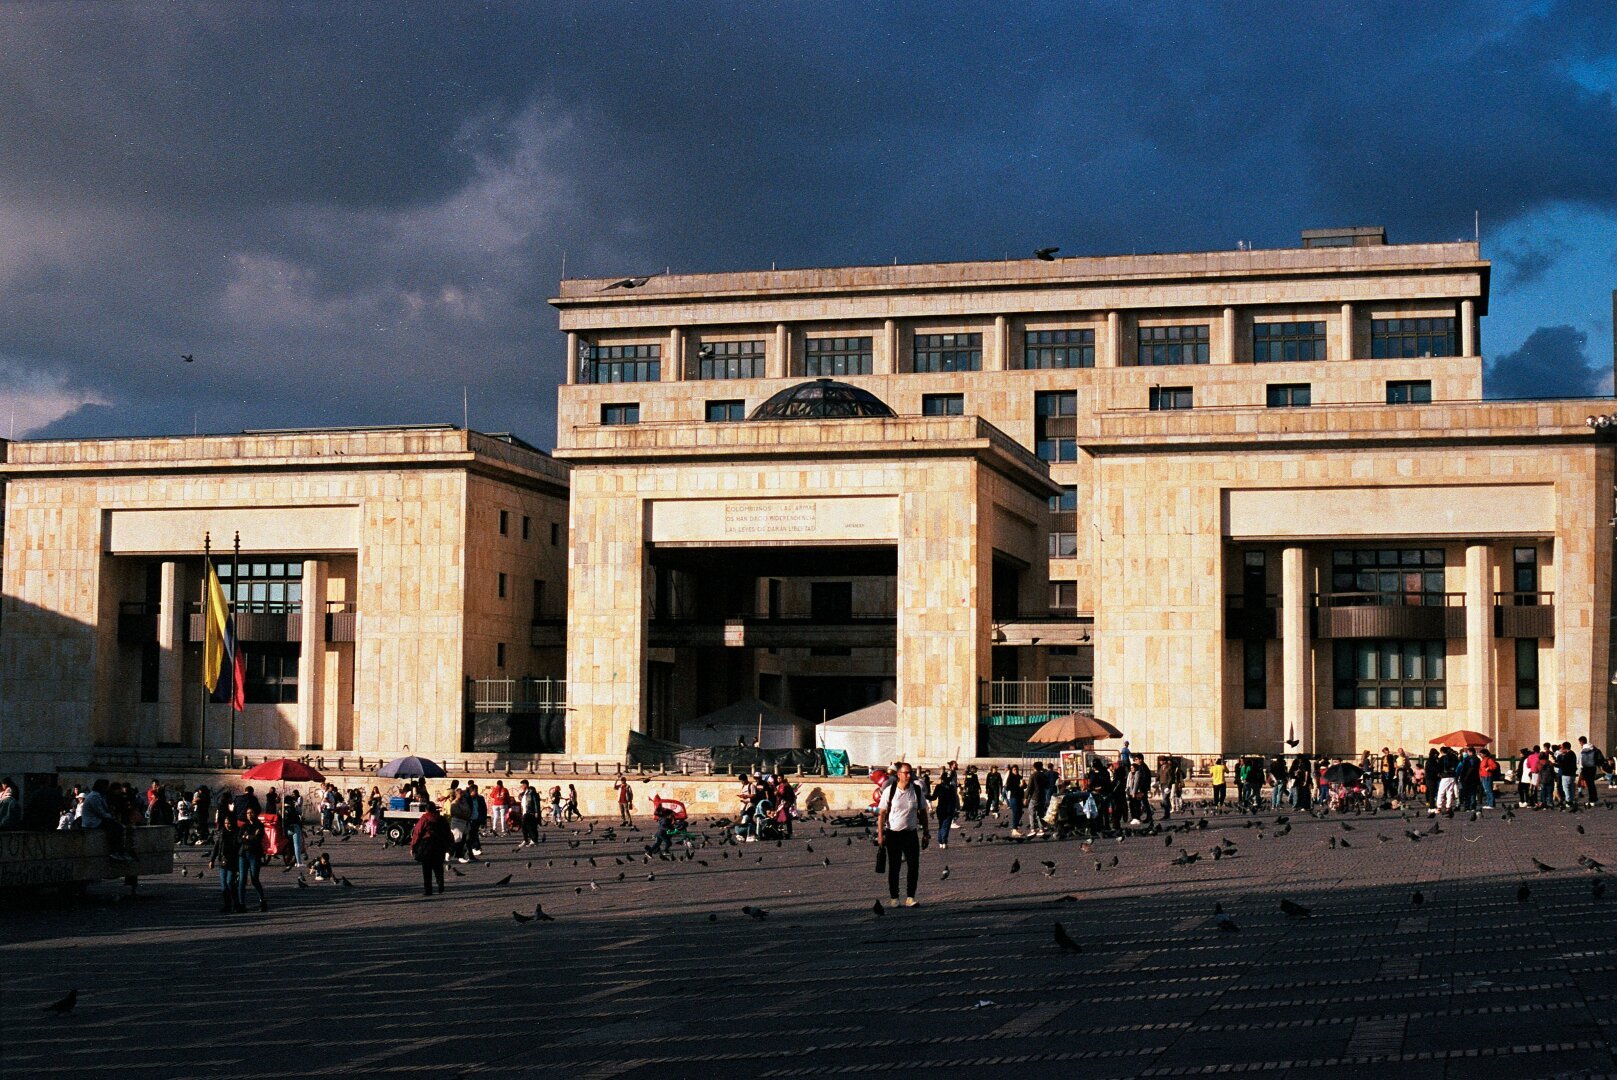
[1516,638,1539,709]
[698,339,765,380]
[499,510,509,535]
[551,523,560,546]
[218,561,303,614]
[1266,383,1311,408]
[1371,317,1456,359]
[912,333,982,373]
[1149,386,1193,411]
[1333,640,1447,709]
[1331,549,1446,605]
[1243,638,1266,709]
[922,393,964,416]
[1050,581,1078,615]
[1386,380,1432,404]
[600,403,640,425]
[705,399,746,422]
[244,644,298,704]
[1034,391,1077,462]
[1253,321,1327,363]
[1023,328,1095,369]
[1049,483,1077,557]
[582,343,660,383]
[497,572,507,599]
[1513,547,1539,600]
[805,336,872,377]
[521,516,531,541]
[496,642,506,669]
[532,579,546,620]
[1137,324,1209,366]
[810,581,853,621]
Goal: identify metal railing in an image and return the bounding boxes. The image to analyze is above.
[982,678,1093,724]
[469,677,567,713]
[1315,590,1464,608]
[1493,591,1554,606]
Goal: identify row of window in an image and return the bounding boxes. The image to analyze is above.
[1239,637,1542,712]
[579,317,1459,382]
[494,509,559,546]
[601,380,1439,432]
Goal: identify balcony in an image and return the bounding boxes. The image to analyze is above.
[981,678,1093,725]
[1224,594,1278,639]
[186,601,357,644]
[468,677,567,714]
[1313,591,1465,640]
[991,612,1093,647]
[1495,591,1555,638]
[648,613,897,649]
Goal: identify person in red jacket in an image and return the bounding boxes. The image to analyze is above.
[410,802,452,897]
[1477,749,1501,809]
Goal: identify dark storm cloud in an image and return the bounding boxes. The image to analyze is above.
[3,0,1615,444]
[1485,325,1604,399]
[1498,238,1570,289]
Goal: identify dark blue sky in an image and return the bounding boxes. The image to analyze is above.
[3,1,1615,446]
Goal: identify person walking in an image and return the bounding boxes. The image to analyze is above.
[1029,762,1051,837]
[489,781,509,836]
[1005,765,1026,837]
[565,784,581,822]
[464,782,487,858]
[237,806,268,912]
[410,801,452,897]
[281,791,306,867]
[985,766,1003,818]
[962,766,981,821]
[876,762,929,907]
[208,816,242,914]
[517,780,540,845]
[448,788,471,862]
[930,770,959,849]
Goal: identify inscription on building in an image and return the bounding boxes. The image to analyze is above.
[723,502,819,536]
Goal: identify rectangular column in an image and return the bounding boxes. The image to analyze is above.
[566,488,650,759]
[1339,303,1354,361]
[663,327,683,381]
[566,331,579,385]
[297,559,328,749]
[877,319,898,375]
[1216,306,1237,364]
[1465,543,1496,743]
[1103,311,1122,367]
[989,315,1010,371]
[772,323,790,379]
[156,560,184,745]
[1281,546,1313,754]
[1461,299,1477,356]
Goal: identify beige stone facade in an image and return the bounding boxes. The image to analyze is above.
[0,426,568,773]
[552,235,1617,761]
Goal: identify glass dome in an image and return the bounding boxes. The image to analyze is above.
[748,379,896,421]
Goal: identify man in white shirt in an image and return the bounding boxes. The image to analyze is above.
[876,762,930,908]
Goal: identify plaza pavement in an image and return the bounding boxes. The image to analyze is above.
[2,797,1616,1079]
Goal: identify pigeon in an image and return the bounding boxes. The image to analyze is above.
[1279,898,1310,918]
[602,275,651,290]
[512,910,533,924]
[1094,859,1103,871]
[1109,855,1119,867]
[1411,891,1424,907]
[1053,922,1082,952]
[1010,859,1020,874]
[940,866,951,881]
[296,878,309,889]
[494,874,512,886]
[1165,835,1174,848]
[1577,824,1587,835]
[1172,851,1199,866]
[743,905,769,920]
[1501,809,1515,822]
[589,881,600,892]
[1340,839,1352,848]
[1577,856,1606,872]
[708,912,719,922]
[1405,830,1423,842]
[43,990,77,1015]
[1034,247,1059,261]
[871,901,885,917]
[534,903,554,921]
[1516,882,1531,902]
[180,354,195,363]
[341,833,351,842]
[805,844,813,853]
[451,866,465,877]
[1214,905,1239,932]
[1054,894,1078,903]
[1341,823,1355,832]
[339,877,354,889]
[1532,858,1555,873]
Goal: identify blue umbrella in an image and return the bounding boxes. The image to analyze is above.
[376,755,446,779]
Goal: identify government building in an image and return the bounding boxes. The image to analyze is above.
[2,228,1613,775]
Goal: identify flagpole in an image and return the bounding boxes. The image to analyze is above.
[230,530,240,769]
[200,532,210,767]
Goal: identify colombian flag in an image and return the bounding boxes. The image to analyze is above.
[203,563,245,711]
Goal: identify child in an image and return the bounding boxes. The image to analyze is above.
[309,852,336,882]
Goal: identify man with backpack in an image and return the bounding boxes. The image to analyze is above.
[1578,737,1606,807]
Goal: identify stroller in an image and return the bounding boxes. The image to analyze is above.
[651,796,696,844]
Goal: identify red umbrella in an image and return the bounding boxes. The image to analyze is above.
[1430,730,1491,749]
[242,758,325,782]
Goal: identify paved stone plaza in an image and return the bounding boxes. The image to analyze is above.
[4,799,1616,1079]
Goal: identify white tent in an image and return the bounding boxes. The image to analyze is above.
[818,699,898,767]
[678,698,812,750]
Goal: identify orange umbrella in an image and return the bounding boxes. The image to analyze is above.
[1030,714,1123,744]
[1430,730,1491,749]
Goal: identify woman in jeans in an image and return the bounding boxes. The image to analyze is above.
[877,762,929,907]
